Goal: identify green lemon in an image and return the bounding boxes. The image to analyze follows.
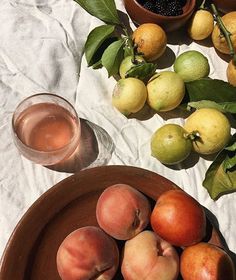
[173,50,210,82]
[119,55,146,79]
[151,124,192,165]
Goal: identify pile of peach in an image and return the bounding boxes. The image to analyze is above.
[56,184,235,280]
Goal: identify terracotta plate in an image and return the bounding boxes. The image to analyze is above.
[0,165,223,279]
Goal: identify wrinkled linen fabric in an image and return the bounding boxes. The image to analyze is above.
[0,0,236,260]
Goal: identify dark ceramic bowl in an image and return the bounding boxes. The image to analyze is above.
[123,0,196,32]
[0,166,224,279]
[212,0,236,14]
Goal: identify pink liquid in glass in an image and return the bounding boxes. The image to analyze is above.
[12,92,82,166]
[13,101,81,165]
[15,102,79,152]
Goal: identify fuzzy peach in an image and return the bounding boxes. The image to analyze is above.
[121,230,179,280]
[96,184,151,240]
[56,226,119,280]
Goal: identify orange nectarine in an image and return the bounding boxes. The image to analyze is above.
[180,242,236,280]
[151,189,206,247]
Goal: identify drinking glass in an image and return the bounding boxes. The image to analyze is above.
[12,93,81,166]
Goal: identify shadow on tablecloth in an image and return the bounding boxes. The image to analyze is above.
[46,119,114,173]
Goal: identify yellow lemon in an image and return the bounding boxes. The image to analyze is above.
[112,77,147,116]
[132,23,167,62]
[226,59,236,86]
[212,11,236,55]
[184,108,231,155]
[147,71,185,112]
[188,9,214,40]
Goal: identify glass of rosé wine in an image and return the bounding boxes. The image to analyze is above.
[12,93,81,166]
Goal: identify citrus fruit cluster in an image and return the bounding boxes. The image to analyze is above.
[110,15,234,166]
[112,23,210,116]
[151,108,231,165]
[188,7,236,87]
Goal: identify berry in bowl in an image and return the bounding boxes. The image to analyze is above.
[123,0,196,32]
[140,0,188,17]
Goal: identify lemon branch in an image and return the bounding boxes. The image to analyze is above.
[121,25,137,63]
[121,25,145,65]
[199,0,206,9]
[211,4,236,64]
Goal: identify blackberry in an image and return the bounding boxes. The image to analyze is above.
[165,0,183,16]
[140,0,185,17]
[142,0,156,13]
[154,0,167,14]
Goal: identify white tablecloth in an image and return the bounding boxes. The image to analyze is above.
[0,0,235,261]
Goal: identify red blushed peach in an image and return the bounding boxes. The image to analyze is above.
[151,189,206,247]
[121,230,179,280]
[56,226,119,280]
[180,242,236,280]
[96,184,151,240]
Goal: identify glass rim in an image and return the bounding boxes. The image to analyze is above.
[12,92,81,156]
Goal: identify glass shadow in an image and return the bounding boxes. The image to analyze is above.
[46,119,114,173]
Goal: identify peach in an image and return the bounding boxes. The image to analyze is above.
[151,189,206,247]
[96,183,151,240]
[180,242,236,280]
[56,226,119,280]
[121,230,179,280]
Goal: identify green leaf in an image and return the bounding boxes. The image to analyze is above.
[123,45,134,57]
[101,39,124,77]
[185,78,236,103]
[203,133,236,200]
[203,159,236,200]
[187,100,236,113]
[74,0,120,25]
[91,60,103,69]
[85,25,115,66]
[223,134,236,171]
[125,63,157,81]
[224,134,236,152]
[223,154,236,172]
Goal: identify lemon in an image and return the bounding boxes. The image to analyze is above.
[147,71,185,112]
[184,108,231,155]
[188,9,214,40]
[212,11,236,55]
[174,50,210,82]
[119,55,145,79]
[112,77,147,116]
[151,124,192,165]
[226,59,236,86]
[132,23,167,62]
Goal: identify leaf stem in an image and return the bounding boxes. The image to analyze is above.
[211,4,236,64]
[185,131,200,141]
[199,0,206,9]
[122,25,135,62]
